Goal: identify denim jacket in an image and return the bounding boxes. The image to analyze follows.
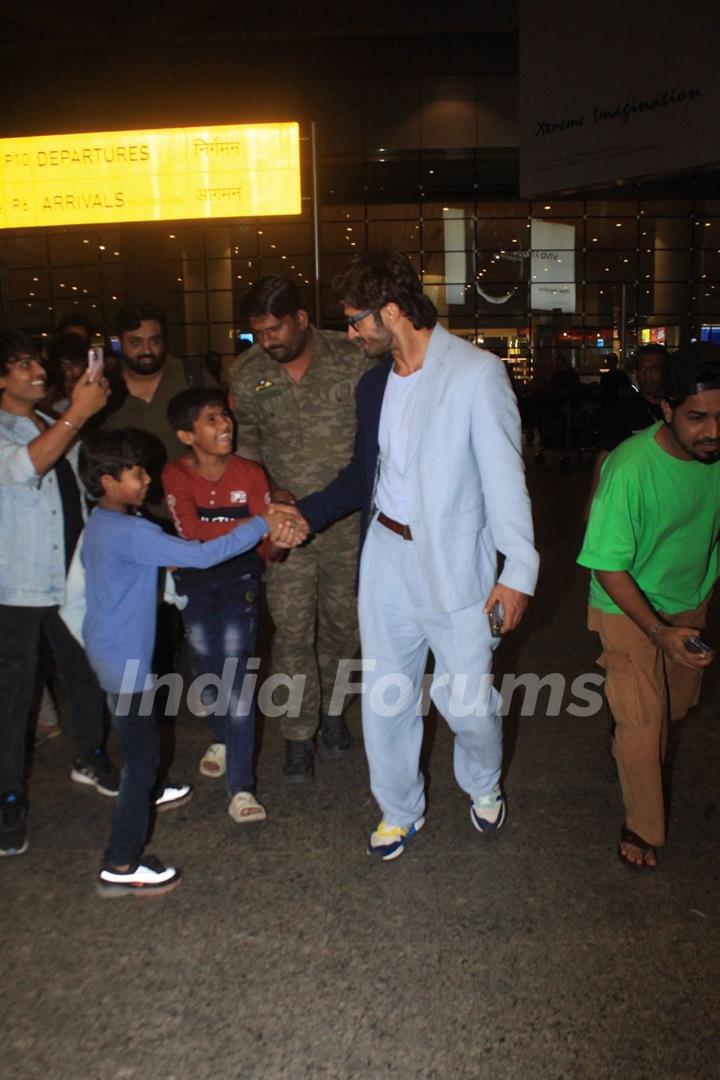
[0,409,82,607]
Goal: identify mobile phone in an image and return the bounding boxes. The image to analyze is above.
[685,635,715,659]
[87,346,104,382]
[488,600,504,638]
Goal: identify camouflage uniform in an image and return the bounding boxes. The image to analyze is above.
[229,328,375,740]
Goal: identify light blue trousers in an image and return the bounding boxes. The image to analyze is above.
[357,518,503,827]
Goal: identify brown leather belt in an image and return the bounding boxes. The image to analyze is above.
[377,511,413,541]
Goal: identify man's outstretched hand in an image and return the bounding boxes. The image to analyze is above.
[483,583,530,634]
[263,503,310,548]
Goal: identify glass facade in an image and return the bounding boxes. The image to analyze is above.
[1,134,718,381]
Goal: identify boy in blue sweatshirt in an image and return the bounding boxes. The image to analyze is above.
[79,428,306,898]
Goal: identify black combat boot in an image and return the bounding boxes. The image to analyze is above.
[318,713,353,761]
[282,739,315,784]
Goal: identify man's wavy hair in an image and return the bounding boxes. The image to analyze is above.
[333,250,437,330]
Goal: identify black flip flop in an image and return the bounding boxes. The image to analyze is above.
[617,826,657,872]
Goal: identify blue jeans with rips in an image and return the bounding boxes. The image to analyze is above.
[181,573,260,796]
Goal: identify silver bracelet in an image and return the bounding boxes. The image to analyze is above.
[62,417,78,431]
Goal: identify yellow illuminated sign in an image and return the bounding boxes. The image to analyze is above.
[0,122,301,229]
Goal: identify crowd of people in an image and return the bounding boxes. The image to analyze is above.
[1,249,719,894]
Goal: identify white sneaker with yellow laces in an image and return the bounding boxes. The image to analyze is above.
[367,816,425,861]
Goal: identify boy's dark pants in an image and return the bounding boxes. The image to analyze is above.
[105,691,160,866]
[182,573,260,795]
[0,604,105,792]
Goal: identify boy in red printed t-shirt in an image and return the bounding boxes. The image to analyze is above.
[163,388,283,825]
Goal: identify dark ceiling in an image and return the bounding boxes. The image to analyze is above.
[0,3,519,137]
[0,1,518,46]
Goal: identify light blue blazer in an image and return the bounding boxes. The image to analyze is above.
[300,322,540,613]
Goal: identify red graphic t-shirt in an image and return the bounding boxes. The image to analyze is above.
[162,454,271,588]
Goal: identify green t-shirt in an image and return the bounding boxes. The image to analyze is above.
[578,422,720,614]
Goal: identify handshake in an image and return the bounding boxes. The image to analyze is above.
[262,500,310,550]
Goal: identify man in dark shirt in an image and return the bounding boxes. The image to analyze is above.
[585,345,667,516]
[598,352,633,410]
[101,302,217,516]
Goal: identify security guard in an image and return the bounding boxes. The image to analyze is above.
[229,276,375,783]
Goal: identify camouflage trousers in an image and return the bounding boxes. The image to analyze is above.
[264,513,360,740]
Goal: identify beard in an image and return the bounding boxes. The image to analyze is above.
[123,352,165,376]
[356,330,393,359]
[670,420,720,464]
[352,316,394,359]
[691,444,720,464]
[264,333,307,365]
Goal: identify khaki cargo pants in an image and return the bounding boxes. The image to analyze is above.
[589,597,709,847]
[265,513,360,741]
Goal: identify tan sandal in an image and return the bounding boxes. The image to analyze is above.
[199,742,226,777]
[228,791,267,824]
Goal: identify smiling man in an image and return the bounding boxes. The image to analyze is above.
[579,342,720,871]
[101,303,217,516]
[297,251,539,860]
[0,330,118,857]
[229,276,375,783]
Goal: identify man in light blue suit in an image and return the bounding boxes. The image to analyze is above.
[298,251,539,860]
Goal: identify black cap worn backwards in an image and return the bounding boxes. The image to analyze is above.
[662,342,720,404]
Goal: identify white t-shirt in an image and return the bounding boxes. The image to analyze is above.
[376,368,422,523]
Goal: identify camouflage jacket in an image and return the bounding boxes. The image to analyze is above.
[229,328,375,498]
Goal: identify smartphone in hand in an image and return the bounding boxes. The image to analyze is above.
[87,346,104,382]
[685,635,715,660]
[488,600,504,638]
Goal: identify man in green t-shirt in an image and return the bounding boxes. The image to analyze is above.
[578,343,720,871]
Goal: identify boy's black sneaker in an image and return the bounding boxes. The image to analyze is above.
[282,739,314,784]
[0,791,28,857]
[96,854,182,898]
[71,748,120,797]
